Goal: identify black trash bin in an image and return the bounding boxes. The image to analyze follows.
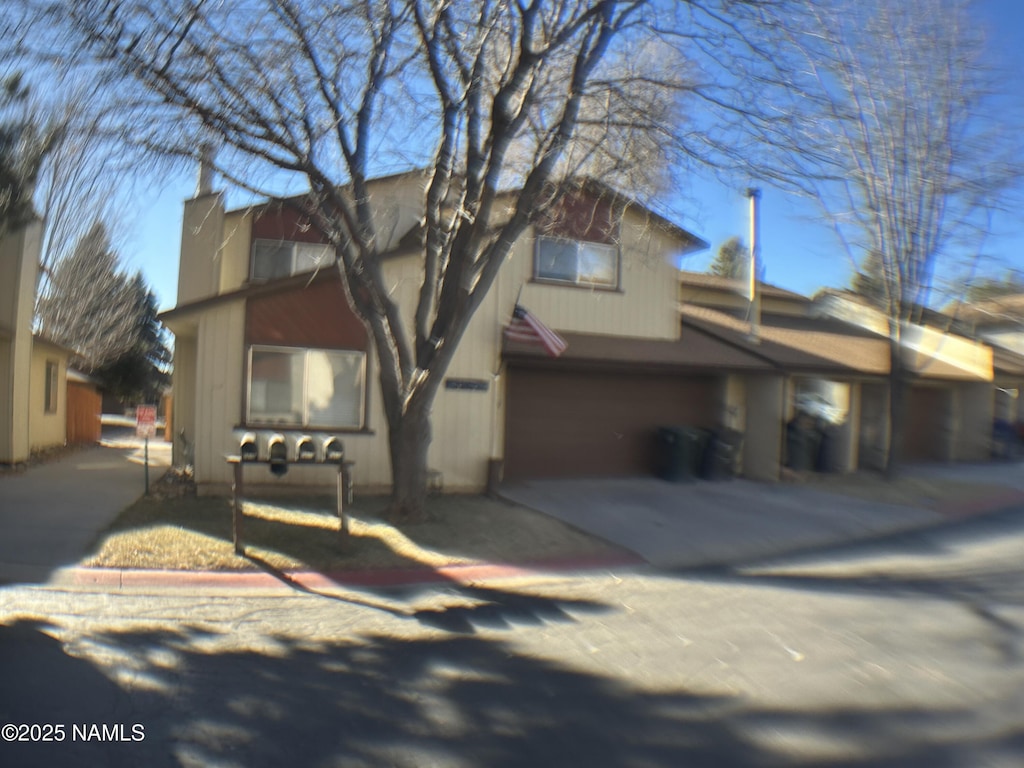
[785,415,817,471]
[700,428,744,480]
[814,423,838,473]
[655,426,707,482]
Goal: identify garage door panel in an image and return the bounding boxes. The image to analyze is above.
[505,368,721,480]
[903,385,950,462]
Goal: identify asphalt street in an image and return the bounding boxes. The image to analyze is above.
[1,507,1022,767]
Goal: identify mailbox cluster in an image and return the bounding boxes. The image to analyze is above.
[233,430,345,476]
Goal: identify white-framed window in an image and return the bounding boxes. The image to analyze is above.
[251,239,335,281]
[247,345,365,429]
[44,360,59,414]
[534,236,618,288]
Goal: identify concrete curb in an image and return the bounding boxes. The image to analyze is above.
[50,551,645,591]
[9,487,1024,594]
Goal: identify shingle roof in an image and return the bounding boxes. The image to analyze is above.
[950,294,1024,327]
[502,328,775,372]
[991,346,1024,378]
[679,305,890,375]
[679,271,810,302]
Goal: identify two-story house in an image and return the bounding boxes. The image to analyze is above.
[162,171,758,494]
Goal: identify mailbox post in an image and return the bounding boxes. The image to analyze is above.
[228,455,245,554]
[227,430,352,555]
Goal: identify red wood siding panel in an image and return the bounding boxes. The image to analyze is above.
[535,190,618,245]
[246,277,367,349]
[252,206,331,244]
[504,368,722,480]
[66,382,101,444]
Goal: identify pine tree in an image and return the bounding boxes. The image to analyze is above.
[709,236,748,279]
[37,220,138,365]
[94,274,171,404]
[851,251,888,307]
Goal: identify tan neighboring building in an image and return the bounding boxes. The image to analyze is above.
[1,221,73,464]
[673,275,996,477]
[948,294,1024,427]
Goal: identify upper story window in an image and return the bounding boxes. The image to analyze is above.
[251,239,335,281]
[534,236,619,289]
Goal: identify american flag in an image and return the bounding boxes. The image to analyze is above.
[505,304,568,357]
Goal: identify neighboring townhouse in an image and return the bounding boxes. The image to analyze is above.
[810,289,995,464]
[0,221,73,463]
[161,172,720,493]
[948,295,1024,427]
[675,275,996,474]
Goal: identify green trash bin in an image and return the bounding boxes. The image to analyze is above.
[655,426,708,482]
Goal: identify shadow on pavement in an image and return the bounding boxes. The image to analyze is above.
[3,617,1022,768]
[244,550,610,635]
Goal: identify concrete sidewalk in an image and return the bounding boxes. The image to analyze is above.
[0,441,171,584]
[4,448,1023,591]
[501,465,1024,569]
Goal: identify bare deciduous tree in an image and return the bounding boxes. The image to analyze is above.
[0,72,59,234]
[30,85,135,306]
[51,0,795,519]
[763,0,1021,476]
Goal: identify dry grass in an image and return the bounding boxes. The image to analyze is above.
[83,493,620,572]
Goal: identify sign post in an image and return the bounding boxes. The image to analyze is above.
[136,405,157,495]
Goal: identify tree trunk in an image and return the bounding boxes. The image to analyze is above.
[385,394,433,524]
[884,333,905,480]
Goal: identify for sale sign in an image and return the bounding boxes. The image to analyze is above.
[136,405,157,439]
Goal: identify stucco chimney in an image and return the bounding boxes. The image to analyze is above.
[195,142,217,197]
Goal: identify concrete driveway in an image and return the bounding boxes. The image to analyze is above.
[0,439,171,584]
[501,477,943,569]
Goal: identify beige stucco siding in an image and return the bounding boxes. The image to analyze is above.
[0,338,12,462]
[28,343,67,451]
[505,215,683,341]
[192,301,246,484]
[178,193,226,304]
[218,210,254,293]
[171,334,198,467]
[744,375,785,481]
[953,382,993,461]
[0,222,42,463]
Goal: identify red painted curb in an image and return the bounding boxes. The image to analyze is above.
[66,551,644,590]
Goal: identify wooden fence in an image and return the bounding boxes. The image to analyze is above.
[67,382,101,444]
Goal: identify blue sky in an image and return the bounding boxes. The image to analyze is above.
[122,0,1024,312]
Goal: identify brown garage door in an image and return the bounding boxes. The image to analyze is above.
[902,385,951,462]
[504,368,722,480]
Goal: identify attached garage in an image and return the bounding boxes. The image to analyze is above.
[504,366,723,480]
